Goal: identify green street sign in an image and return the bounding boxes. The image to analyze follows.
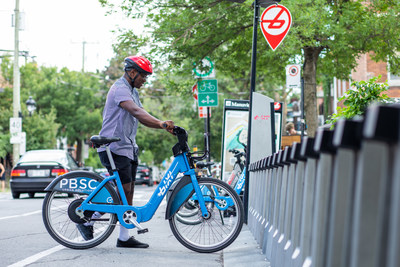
[197,79,218,107]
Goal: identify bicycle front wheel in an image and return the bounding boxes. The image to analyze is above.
[42,171,120,249]
[169,178,244,253]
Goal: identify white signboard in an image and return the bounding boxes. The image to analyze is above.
[19,132,26,155]
[10,117,22,133]
[10,132,21,144]
[286,64,301,88]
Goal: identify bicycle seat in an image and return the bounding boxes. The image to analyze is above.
[90,135,121,148]
[196,161,214,168]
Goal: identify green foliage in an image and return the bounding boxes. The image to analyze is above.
[22,109,60,150]
[84,148,103,169]
[0,60,106,162]
[327,76,391,125]
[100,0,400,137]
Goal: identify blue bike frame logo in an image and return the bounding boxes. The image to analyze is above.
[54,177,114,203]
[158,162,180,197]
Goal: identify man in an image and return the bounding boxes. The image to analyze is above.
[78,55,174,248]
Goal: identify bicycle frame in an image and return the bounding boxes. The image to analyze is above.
[233,166,246,194]
[77,151,209,229]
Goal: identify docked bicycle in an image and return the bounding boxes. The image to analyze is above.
[41,126,244,253]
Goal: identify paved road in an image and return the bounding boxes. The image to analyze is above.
[0,186,269,267]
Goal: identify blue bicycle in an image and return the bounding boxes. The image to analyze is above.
[42,127,244,253]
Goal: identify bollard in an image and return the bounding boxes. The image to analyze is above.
[279,142,300,267]
[256,158,269,247]
[325,119,363,267]
[274,146,294,267]
[304,128,336,267]
[350,105,400,267]
[284,142,305,267]
[265,152,283,260]
[271,147,291,266]
[292,137,319,267]
[256,158,266,245]
[262,155,274,254]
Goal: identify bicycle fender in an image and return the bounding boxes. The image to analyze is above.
[165,175,195,220]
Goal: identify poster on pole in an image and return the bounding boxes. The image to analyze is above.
[221,99,249,182]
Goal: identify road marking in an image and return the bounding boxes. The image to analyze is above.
[8,245,64,267]
[0,210,41,221]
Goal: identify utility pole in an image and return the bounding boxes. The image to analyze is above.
[12,0,21,166]
[82,41,86,72]
[72,40,97,72]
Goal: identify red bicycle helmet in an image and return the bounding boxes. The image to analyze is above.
[124,56,153,75]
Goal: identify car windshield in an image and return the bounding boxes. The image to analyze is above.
[19,150,69,166]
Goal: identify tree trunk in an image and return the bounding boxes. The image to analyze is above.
[303,47,323,137]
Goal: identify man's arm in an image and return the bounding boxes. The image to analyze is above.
[120,100,174,132]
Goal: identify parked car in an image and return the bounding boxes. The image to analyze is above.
[135,165,153,186]
[10,149,79,199]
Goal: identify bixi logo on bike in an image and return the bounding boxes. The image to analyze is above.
[157,170,174,197]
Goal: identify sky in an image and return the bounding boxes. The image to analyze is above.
[0,0,142,72]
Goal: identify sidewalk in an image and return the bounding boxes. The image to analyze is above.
[223,224,270,267]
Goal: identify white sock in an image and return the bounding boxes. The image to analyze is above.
[119,226,130,241]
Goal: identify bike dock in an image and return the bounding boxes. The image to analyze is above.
[246,104,400,267]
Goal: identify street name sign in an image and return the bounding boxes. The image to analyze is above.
[197,79,218,107]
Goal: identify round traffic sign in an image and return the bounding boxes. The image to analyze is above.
[260,5,292,51]
[193,57,214,78]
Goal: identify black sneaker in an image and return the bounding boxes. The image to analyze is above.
[77,224,94,240]
[116,237,149,248]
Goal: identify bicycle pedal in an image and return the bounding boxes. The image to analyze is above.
[137,228,149,234]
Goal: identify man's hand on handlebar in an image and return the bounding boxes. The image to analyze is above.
[161,120,175,134]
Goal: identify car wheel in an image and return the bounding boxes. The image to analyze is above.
[12,192,20,199]
[28,193,35,198]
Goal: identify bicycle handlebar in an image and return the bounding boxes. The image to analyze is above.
[171,126,209,163]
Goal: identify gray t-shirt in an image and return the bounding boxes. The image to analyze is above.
[97,76,142,160]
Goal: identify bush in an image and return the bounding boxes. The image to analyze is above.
[327,76,391,125]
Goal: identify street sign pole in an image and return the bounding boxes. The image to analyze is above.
[244,0,261,224]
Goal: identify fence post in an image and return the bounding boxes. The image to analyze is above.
[350,105,399,267]
[306,128,336,267]
[292,137,319,267]
[325,119,363,267]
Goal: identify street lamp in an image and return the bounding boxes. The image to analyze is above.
[26,96,36,116]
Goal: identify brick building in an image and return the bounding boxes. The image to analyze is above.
[332,53,400,113]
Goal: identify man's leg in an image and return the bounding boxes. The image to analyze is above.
[116,160,148,248]
[118,181,135,241]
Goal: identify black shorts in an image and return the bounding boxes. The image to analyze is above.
[98,151,138,185]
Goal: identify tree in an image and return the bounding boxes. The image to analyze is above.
[100,0,400,137]
[0,60,105,163]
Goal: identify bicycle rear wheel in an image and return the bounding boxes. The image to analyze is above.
[169,177,244,253]
[42,171,120,249]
